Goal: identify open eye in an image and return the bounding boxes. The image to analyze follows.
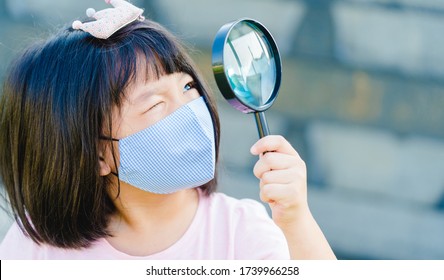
[183,81,197,93]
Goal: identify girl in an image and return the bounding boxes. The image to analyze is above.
[0,0,335,259]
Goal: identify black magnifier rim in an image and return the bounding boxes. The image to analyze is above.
[212,18,282,113]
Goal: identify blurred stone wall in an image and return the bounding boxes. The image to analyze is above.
[152,0,444,259]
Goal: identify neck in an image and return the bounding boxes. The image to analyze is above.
[108,181,199,231]
[105,181,200,256]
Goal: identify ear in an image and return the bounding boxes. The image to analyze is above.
[99,154,112,176]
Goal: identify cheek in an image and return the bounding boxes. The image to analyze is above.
[119,117,155,137]
[183,89,201,103]
[191,89,201,99]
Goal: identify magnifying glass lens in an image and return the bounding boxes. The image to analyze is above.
[224,22,277,108]
[212,18,282,138]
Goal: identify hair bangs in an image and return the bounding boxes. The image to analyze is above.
[101,21,195,105]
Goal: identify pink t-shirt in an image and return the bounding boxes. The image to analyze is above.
[0,191,290,259]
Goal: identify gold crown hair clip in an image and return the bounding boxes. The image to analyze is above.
[72,0,145,39]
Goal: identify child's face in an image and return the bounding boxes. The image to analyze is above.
[98,70,213,187]
[112,71,200,139]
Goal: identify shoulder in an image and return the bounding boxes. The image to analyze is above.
[0,222,116,259]
[205,192,271,224]
[202,191,271,226]
[203,191,269,223]
[201,192,290,259]
[205,191,263,210]
[0,222,44,259]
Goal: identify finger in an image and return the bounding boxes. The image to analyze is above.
[250,135,299,157]
[259,184,298,206]
[260,168,299,186]
[253,152,303,179]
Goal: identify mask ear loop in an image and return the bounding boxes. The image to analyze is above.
[99,135,121,198]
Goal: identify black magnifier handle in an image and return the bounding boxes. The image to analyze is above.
[254,111,270,138]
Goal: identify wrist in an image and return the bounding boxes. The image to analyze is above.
[274,204,313,232]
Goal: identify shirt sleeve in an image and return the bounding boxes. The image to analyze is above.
[233,199,290,260]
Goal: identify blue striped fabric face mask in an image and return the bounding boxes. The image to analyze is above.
[115,97,215,194]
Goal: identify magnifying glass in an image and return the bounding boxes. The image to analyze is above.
[212,18,282,138]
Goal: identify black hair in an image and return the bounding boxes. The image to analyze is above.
[0,19,220,249]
